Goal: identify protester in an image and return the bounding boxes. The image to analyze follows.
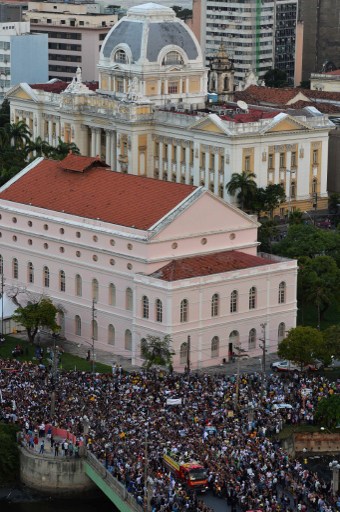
[0,357,338,511]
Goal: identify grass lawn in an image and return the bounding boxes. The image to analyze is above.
[0,335,112,373]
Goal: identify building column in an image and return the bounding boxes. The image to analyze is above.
[176,144,181,183]
[204,152,209,188]
[214,153,219,195]
[159,141,164,180]
[167,143,172,181]
[185,146,191,184]
[48,120,53,146]
[105,130,111,166]
[95,129,101,157]
[111,131,117,170]
[90,128,96,156]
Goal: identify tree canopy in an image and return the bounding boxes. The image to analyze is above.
[315,395,340,429]
[277,326,324,369]
[226,171,257,211]
[141,335,175,371]
[12,297,61,344]
[263,68,288,88]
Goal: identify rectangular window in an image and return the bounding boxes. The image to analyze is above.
[155,142,159,157]
[291,151,296,167]
[190,148,194,165]
[116,79,124,93]
[244,155,250,172]
[168,82,178,94]
[181,146,185,164]
[279,152,285,169]
[209,153,214,170]
[313,149,319,165]
[268,153,274,169]
[200,151,206,168]
[163,144,168,161]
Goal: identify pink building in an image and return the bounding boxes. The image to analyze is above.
[0,154,297,370]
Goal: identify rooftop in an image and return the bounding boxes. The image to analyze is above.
[0,155,196,230]
[150,250,274,281]
[31,80,98,94]
[235,85,340,107]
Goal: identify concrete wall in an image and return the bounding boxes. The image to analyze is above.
[20,448,95,494]
[294,433,340,453]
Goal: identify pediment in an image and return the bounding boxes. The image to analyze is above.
[190,113,232,135]
[6,83,38,102]
[261,113,310,134]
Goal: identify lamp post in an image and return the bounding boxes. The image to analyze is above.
[329,460,340,496]
[259,322,267,394]
[234,344,249,410]
[304,210,315,226]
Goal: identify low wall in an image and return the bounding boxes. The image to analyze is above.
[294,433,340,453]
[20,447,95,495]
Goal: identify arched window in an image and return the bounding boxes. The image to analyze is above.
[12,258,18,279]
[43,266,50,288]
[114,49,127,63]
[223,76,229,91]
[211,336,219,358]
[230,290,237,313]
[180,299,189,322]
[248,328,256,349]
[108,324,115,345]
[278,322,286,342]
[0,255,3,275]
[59,270,66,292]
[125,329,132,350]
[180,342,188,365]
[142,296,149,319]
[155,299,163,323]
[211,293,219,317]
[249,287,256,310]
[162,51,183,65]
[75,315,81,336]
[229,330,239,345]
[290,181,296,199]
[109,283,116,306]
[28,262,34,284]
[75,274,82,297]
[278,281,286,304]
[92,278,99,302]
[126,287,133,310]
[92,319,98,341]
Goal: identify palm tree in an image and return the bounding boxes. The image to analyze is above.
[6,120,31,149]
[50,137,80,160]
[28,136,53,158]
[226,171,257,211]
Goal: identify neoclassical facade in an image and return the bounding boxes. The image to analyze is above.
[6,3,334,212]
[0,154,297,370]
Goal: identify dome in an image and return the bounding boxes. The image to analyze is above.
[99,2,201,67]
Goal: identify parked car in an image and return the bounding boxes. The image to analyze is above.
[270,360,320,372]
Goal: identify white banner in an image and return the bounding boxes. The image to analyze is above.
[166,398,182,406]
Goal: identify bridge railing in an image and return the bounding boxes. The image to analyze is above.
[86,451,143,512]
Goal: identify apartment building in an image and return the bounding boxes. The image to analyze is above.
[24,0,118,81]
[0,20,47,102]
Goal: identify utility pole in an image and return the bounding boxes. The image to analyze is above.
[186,335,191,375]
[91,298,96,375]
[259,322,267,393]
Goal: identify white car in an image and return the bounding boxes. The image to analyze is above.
[270,360,301,372]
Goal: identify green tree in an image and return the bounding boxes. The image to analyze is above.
[322,325,340,363]
[298,256,340,324]
[12,297,61,344]
[263,183,286,219]
[141,334,175,371]
[288,209,304,225]
[50,137,80,160]
[329,193,340,214]
[6,120,31,149]
[278,326,323,369]
[263,68,288,88]
[28,136,53,158]
[258,220,279,253]
[0,98,10,128]
[226,171,257,212]
[0,423,20,483]
[315,395,340,429]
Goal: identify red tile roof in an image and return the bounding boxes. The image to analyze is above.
[0,157,196,230]
[60,154,108,173]
[288,100,340,114]
[325,70,340,76]
[235,85,340,107]
[30,81,98,94]
[150,250,274,281]
[220,109,279,123]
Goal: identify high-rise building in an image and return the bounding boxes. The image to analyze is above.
[0,21,48,102]
[298,0,340,82]
[23,0,119,82]
[197,0,298,87]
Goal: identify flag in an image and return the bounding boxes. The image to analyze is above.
[166,398,182,406]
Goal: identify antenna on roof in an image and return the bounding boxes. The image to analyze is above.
[237,100,248,112]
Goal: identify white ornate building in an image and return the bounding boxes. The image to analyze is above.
[6,3,334,213]
[0,154,297,369]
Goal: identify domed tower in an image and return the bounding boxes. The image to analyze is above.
[98,2,207,109]
[208,42,235,102]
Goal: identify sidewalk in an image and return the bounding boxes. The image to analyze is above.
[13,330,279,375]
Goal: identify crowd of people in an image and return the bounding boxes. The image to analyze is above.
[0,356,339,512]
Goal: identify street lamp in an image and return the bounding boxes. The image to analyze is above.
[304,210,315,226]
[329,460,340,496]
